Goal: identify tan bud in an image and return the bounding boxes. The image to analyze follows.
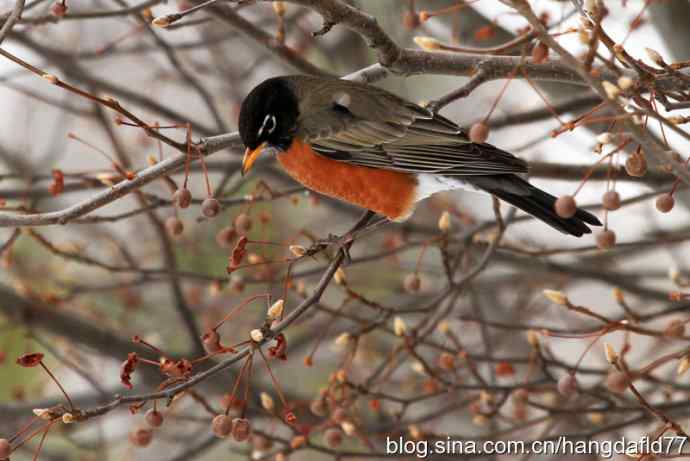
[260,392,275,411]
[438,211,451,232]
[393,316,407,336]
[272,1,286,16]
[289,245,307,257]
[250,329,264,343]
[152,15,172,27]
[267,299,285,320]
[334,332,350,347]
[677,356,690,376]
[543,289,568,305]
[413,36,441,50]
[602,81,621,99]
[604,342,618,364]
[334,268,346,285]
[42,73,59,84]
[617,76,634,90]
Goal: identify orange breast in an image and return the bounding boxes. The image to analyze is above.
[277,139,418,221]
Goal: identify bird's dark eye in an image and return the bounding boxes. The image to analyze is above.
[258,114,277,138]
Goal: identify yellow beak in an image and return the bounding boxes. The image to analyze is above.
[241,142,267,176]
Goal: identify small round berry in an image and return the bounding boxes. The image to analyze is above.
[129,428,153,447]
[212,414,233,438]
[232,418,251,442]
[403,273,421,293]
[165,216,184,237]
[216,227,236,248]
[602,190,621,211]
[145,409,164,428]
[324,428,343,448]
[0,439,11,459]
[596,230,616,249]
[557,373,578,396]
[554,195,577,219]
[201,197,221,218]
[531,41,548,63]
[606,371,629,394]
[656,194,675,213]
[234,213,252,235]
[173,188,192,208]
[469,122,489,143]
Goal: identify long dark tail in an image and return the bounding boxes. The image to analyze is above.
[465,174,602,237]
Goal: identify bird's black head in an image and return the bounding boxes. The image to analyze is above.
[238,77,299,175]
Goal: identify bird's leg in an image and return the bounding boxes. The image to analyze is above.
[307,210,376,265]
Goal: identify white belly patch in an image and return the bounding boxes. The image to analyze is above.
[414,173,485,203]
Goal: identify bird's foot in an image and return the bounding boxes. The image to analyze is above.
[307,233,355,265]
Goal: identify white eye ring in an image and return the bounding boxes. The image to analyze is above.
[258,114,277,138]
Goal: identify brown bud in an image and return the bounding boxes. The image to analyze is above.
[656,194,675,213]
[554,195,577,218]
[403,273,421,293]
[202,197,220,218]
[234,213,252,235]
[173,188,192,208]
[145,409,164,428]
[531,42,548,63]
[310,398,327,417]
[232,418,251,442]
[602,191,621,211]
[605,371,629,394]
[596,230,616,249]
[51,1,67,16]
[129,428,153,447]
[557,373,578,396]
[625,151,647,177]
[469,122,489,143]
[165,216,184,237]
[202,330,222,354]
[229,276,245,293]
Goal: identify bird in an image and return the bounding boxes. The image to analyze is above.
[238,75,601,237]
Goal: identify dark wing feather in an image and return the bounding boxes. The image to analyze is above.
[285,75,527,176]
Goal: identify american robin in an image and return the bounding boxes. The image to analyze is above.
[238,75,601,236]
